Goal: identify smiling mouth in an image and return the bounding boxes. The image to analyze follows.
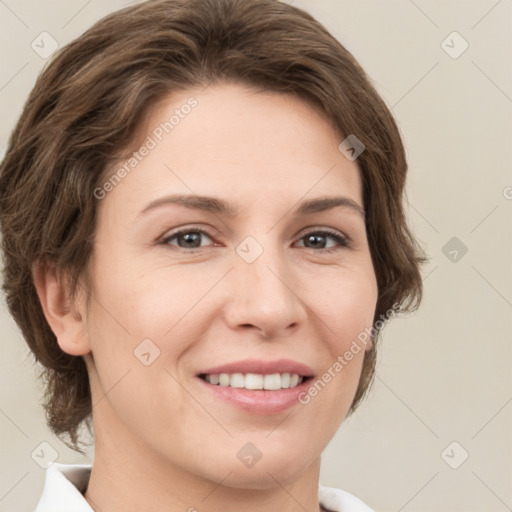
[198,372,311,391]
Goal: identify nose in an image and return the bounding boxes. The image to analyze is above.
[222,242,307,339]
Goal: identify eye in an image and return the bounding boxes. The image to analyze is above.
[295,228,350,252]
[161,228,215,249]
[159,226,350,252]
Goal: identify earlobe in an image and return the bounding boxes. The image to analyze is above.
[32,260,91,356]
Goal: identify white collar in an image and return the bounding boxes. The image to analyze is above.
[35,463,374,512]
[35,463,93,512]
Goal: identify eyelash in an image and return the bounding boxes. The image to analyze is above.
[160,226,351,253]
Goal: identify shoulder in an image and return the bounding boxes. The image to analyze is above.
[35,463,93,512]
[319,484,375,512]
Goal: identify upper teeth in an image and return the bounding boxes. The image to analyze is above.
[203,373,303,390]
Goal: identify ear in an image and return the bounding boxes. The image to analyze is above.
[32,260,91,356]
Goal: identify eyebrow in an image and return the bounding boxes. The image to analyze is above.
[137,194,365,219]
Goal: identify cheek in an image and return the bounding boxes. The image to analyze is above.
[84,278,194,440]
[84,252,224,412]
[313,265,378,344]
[301,263,376,369]
[89,247,214,341]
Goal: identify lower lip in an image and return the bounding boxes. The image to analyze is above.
[196,377,313,414]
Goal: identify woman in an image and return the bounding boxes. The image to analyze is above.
[0,0,426,510]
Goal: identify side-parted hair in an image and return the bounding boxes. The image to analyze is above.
[0,0,427,450]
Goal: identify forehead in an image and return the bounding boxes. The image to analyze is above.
[97,82,363,221]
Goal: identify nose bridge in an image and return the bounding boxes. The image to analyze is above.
[239,241,287,297]
[226,233,304,336]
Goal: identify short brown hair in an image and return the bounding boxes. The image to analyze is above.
[0,0,426,451]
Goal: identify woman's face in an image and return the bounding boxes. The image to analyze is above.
[82,82,378,488]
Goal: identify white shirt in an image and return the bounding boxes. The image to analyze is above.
[35,463,374,512]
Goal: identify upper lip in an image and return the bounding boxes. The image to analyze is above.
[198,359,315,377]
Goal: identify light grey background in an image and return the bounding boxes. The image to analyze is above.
[1,1,511,511]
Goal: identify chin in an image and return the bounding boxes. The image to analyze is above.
[198,450,316,490]
[222,466,309,490]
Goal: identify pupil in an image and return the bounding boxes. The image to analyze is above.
[307,234,324,248]
[181,232,200,247]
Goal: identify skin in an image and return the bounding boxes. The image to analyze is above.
[34,81,378,512]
